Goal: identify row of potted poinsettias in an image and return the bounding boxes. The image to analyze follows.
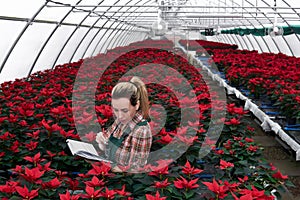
[184,39,300,125]
[178,40,238,56]
[0,39,293,199]
[209,47,300,125]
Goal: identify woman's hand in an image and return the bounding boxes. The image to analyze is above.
[111,166,122,173]
[111,166,138,174]
[96,132,108,151]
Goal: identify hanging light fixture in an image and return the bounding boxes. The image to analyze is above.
[151,0,168,36]
[185,24,189,51]
[214,25,221,35]
[267,0,284,37]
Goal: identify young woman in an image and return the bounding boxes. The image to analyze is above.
[96,76,152,172]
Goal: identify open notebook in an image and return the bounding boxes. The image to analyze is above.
[66,139,113,163]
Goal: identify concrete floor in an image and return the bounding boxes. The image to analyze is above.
[202,61,300,199]
[226,95,300,199]
[252,121,300,200]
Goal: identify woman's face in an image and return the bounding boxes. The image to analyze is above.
[111,97,139,125]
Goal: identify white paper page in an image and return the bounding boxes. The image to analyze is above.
[66,139,98,156]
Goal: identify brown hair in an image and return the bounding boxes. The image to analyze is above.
[111,76,149,119]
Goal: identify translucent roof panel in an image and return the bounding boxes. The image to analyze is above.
[1,0,300,83]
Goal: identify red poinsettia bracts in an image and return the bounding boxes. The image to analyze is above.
[145,191,167,200]
[153,178,171,189]
[174,176,199,190]
[202,179,228,199]
[84,176,106,187]
[87,162,112,177]
[81,185,102,199]
[59,190,81,200]
[0,39,292,199]
[182,160,203,177]
[15,185,39,200]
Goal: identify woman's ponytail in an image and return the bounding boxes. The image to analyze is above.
[130,76,149,119]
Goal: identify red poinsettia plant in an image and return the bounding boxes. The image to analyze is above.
[0,40,293,199]
[210,46,300,123]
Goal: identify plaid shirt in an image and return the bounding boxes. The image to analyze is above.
[103,112,152,170]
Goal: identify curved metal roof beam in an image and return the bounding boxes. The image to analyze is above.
[184,0,251,50]
[48,0,110,69]
[123,1,267,52]
[123,30,141,46]
[47,0,149,68]
[69,0,150,60]
[69,0,123,64]
[223,34,235,44]
[281,0,300,54]
[226,1,254,49]
[226,0,275,53]
[97,0,153,53]
[121,29,136,46]
[110,24,136,48]
[282,0,300,25]
[68,0,114,61]
[0,2,48,74]
[118,21,146,47]
[174,0,258,51]
[105,14,147,49]
[71,0,154,59]
[108,25,139,49]
[230,0,268,51]
[261,0,299,56]
[201,0,264,52]
[112,25,134,47]
[26,0,84,78]
[118,26,148,47]
[100,5,154,47]
[78,2,148,57]
[88,0,155,56]
[103,0,155,51]
[229,0,297,56]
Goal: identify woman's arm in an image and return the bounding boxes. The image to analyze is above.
[127,125,152,171]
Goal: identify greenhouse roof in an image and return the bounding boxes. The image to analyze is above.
[1,0,300,83]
